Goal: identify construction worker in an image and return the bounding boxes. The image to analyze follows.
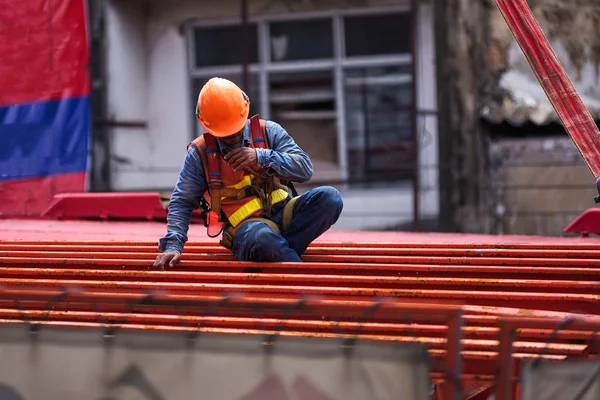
[154,77,343,270]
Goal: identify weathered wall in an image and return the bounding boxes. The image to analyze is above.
[105,0,153,190]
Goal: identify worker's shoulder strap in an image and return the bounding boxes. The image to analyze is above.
[249,114,270,149]
[189,133,221,187]
[187,134,214,180]
[187,133,223,219]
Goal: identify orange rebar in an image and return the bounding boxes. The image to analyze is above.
[0,268,597,294]
[4,254,600,268]
[2,257,599,283]
[0,276,597,297]
[0,277,598,315]
[2,286,597,320]
[2,236,600,396]
[5,245,600,259]
[4,239,600,250]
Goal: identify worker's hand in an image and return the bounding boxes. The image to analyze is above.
[224,147,258,171]
[152,251,181,271]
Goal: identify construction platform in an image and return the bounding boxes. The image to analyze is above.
[1,218,599,399]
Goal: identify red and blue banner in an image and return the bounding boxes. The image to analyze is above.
[0,0,90,216]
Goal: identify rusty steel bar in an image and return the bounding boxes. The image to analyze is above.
[1,265,597,281]
[4,286,599,324]
[496,322,515,400]
[0,287,469,323]
[300,254,600,267]
[2,285,599,325]
[6,248,600,266]
[430,373,491,381]
[1,298,597,346]
[0,298,597,345]
[0,268,598,294]
[0,300,465,333]
[1,257,599,282]
[3,254,600,269]
[2,232,600,394]
[444,309,464,400]
[6,245,600,259]
[0,277,598,298]
[0,278,598,314]
[3,239,600,250]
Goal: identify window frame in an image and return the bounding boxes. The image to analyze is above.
[185,3,415,184]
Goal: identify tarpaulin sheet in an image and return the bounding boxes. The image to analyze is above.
[0,0,90,216]
[520,359,600,400]
[0,324,432,400]
[493,0,600,179]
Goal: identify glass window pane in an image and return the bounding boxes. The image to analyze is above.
[344,65,415,181]
[344,13,411,57]
[269,19,333,62]
[268,70,340,183]
[191,74,260,136]
[193,25,258,67]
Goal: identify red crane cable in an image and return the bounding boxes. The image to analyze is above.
[493,0,600,199]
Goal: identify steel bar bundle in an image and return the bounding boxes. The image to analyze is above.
[1,239,600,399]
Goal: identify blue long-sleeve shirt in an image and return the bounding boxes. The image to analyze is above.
[158,119,314,253]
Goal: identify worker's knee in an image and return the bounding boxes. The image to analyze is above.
[313,186,343,217]
[233,222,286,262]
[247,225,282,256]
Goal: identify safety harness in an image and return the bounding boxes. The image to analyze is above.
[188,115,299,251]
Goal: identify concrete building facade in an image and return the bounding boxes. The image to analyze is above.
[98,0,440,230]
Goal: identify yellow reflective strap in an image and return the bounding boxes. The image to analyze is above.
[282,196,299,232]
[227,188,289,228]
[272,188,289,202]
[231,175,253,190]
[220,175,254,201]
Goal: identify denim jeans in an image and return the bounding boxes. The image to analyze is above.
[230,186,343,262]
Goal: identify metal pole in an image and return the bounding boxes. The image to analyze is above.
[410,0,420,231]
[241,0,250,93]
[362,69,370,179]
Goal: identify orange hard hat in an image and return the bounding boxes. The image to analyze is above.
[196,77,250,137]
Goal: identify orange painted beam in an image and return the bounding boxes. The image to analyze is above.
[0,277,598,315]
[2,257,599,283]
[3,239,600,250]
[0,276,598,297]
[5,245,600,259]
[4,254,600,269]
[0,268,598,294]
